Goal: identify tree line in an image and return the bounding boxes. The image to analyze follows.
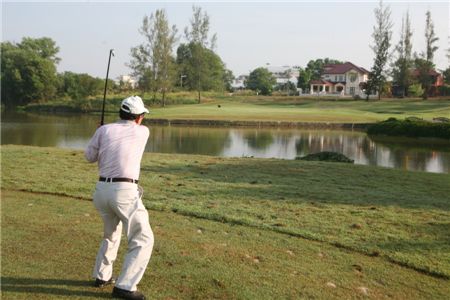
[2,3,449,108]
[364,2,445,100]
[1,6,233,108]
[1,37,124,108]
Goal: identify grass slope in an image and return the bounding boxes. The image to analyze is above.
[2,145,449,279]
[25,95,450,124]
[2,190,449,299]
[134,98,450,123]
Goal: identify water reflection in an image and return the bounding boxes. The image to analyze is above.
[221,129,450,173]
[1,111,449,173]
[147,126,231,156]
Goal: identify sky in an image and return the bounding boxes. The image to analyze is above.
[2,0,449,80]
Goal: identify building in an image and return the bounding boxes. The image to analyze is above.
[309,62,371,96]
[231,75,247,90]
[119,75,138,89]
[267,65,300,87]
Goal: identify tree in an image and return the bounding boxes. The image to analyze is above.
[297,68,312,92]
[415,57,434,99]
[18,37,61,64]
[1,38,59,107]
[184,6,217,50]
[297,58,342,93]
[365,0,393,100]
[57,72,104,100]
[424,11,439,63]
[416,10,439,99]
[443,67,450,85]
[391,11,413,97]
[246,68,276,95]
[176,42,227,92]
[223,69,234,92]
[306,58,343,81]
[130,9,178,106]
[277,81,297,96]
[184,6,218,103]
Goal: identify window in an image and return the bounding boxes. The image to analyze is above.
[350,74,357,82]
[334,76,337,81]
[339,75,344,82]
[350,87,355,95]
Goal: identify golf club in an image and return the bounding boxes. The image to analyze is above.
[100,49,115,126]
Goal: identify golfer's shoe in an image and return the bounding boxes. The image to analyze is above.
[94,277,116,288]
[112,287,146,300]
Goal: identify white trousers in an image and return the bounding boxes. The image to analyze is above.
[92,182,154,291]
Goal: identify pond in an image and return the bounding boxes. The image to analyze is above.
[1,111,449,173]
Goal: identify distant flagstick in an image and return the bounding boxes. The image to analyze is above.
[100,49,115,126]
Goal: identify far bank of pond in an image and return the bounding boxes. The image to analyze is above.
[2,111,449,173]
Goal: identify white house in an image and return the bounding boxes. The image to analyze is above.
[267,65,300,87]
[231,75,248,90]
[309,62,371,96]
[119,75,138,89]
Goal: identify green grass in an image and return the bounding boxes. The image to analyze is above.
[3,190,449,299]
[141,97,450,124]
[24,93,450,124]
[2,145,449,287]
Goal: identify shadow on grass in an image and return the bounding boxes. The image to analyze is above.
[1,277,111,298]
[142,158,450,210]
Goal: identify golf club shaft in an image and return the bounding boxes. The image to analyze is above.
[100,49,114,126]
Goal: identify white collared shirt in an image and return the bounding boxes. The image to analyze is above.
[85,120,149,180]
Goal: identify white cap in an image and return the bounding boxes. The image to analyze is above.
[120,96,149,114]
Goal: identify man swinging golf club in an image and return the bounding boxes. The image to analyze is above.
[85,96,153,300]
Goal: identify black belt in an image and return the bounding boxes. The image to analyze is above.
[99,177,139,184]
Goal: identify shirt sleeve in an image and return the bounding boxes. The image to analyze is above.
[143,125,150,140]
[85,128,101,163]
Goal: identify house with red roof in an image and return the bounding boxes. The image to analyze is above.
[310,62,372,97]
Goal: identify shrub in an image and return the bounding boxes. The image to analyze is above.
[367,118,450,139]
[296,152,354,163]
[408,84,424,97]
[437,85,450,97]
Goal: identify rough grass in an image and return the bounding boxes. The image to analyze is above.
[2,190,450,299]
[2,145,449,283]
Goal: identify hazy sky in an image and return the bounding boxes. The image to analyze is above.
[2,0,449,80]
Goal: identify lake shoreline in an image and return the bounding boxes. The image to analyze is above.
[2,111,449,173]
[144,118,372,129]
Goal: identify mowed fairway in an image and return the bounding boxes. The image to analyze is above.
[1,145,450,299]
[147,97,450,123]
[2,191,450,300]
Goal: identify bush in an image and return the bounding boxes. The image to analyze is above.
[438,85,450,97]
[296,152,354,163]
[367,118,450,139]
[408,84,424,97]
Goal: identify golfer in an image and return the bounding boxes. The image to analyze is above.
[85,95,153,300]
